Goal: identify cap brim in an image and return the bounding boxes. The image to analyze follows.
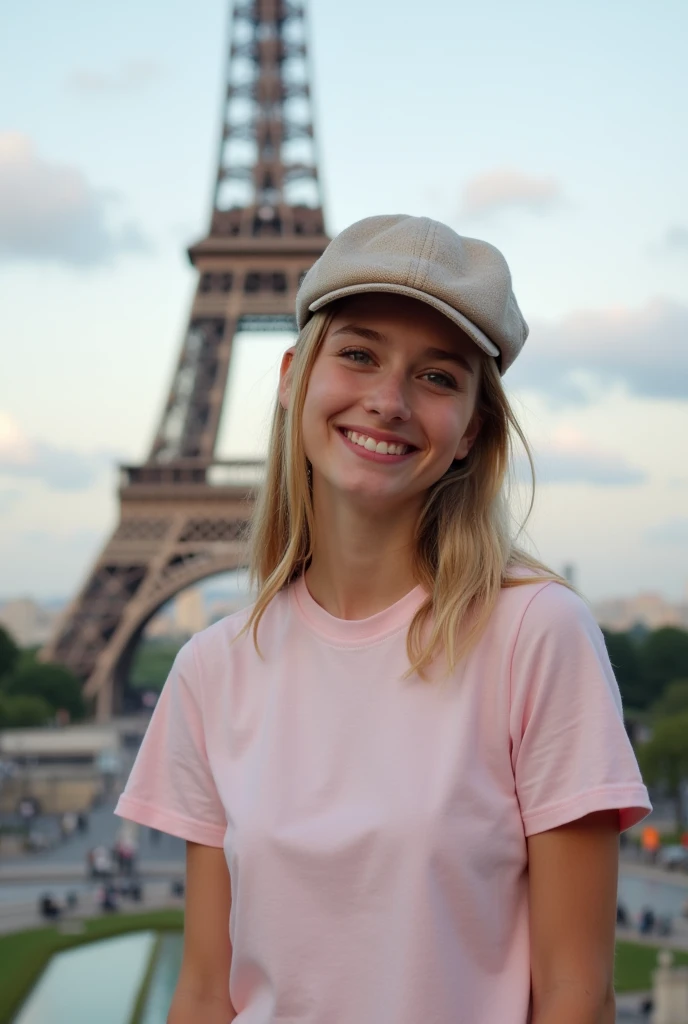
[308,282,500,359]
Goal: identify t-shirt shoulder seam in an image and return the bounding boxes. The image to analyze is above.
[508,580,557,709]
[188,634,213,762]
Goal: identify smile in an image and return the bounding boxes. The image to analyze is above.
[344,429,409,455]
[338,428,417,461]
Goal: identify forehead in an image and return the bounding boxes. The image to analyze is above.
[325,293,482,364]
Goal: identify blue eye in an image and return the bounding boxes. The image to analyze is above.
[340,348,373,363]
[423,371,458,389]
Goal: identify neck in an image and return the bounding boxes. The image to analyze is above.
[305,481,422,620]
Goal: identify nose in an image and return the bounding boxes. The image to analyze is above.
[361,369,411,422]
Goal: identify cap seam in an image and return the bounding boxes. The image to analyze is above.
[406,218,431,290]
[415,219,440,291]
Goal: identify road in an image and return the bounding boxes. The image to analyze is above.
[1,793,185,870]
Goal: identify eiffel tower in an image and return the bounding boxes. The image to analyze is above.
[41,0,330,721]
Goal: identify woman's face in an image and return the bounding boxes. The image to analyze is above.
[280,293,483,515]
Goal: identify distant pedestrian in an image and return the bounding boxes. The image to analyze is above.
[99,884,118,913]
[39,892,61,920]
[639,907,656,935]
[115,215,653,1023]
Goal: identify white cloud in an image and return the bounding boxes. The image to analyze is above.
[0,412,121,492]
[516,427,646,486]
[461,168,564,217]
[0,133,151,267]
[66,58,164,95]
[509,297,688,404]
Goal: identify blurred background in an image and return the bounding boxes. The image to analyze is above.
[1,0,687,1021]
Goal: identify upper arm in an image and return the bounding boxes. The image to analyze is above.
[170,841,234,1021]
[527,810,619,1012]
[511,585,651,838]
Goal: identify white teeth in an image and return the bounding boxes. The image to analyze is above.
[344,430,409,456]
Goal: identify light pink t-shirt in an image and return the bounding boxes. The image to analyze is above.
[116,577,651,1023]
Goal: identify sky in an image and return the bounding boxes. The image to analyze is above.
[1,0,687,603]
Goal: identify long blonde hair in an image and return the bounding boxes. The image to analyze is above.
[244,304,570,676]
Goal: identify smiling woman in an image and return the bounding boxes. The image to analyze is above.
[115,214,651,1024]
[290,294,483,527]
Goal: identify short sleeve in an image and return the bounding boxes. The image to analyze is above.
[509,583,652,836]
[114,637,227,847]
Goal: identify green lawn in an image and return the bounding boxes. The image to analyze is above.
[129,640,183,691]
[615,939,688,992]
[0,909,183,1024]
[1,917,685,1023]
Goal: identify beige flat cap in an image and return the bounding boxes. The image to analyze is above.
[295,214,528,374]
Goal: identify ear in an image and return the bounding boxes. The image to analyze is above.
[278,347,296,411]
[454,411,483,461]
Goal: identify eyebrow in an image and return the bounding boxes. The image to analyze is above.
[331,323,475,376]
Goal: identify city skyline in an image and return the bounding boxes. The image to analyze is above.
[1,0,687,603]
[3,579,688,651]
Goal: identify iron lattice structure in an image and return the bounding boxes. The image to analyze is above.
[41,0,330,720]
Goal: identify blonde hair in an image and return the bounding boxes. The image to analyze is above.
[244,305,570,677]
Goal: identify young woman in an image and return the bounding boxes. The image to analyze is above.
[116,215,652,1024]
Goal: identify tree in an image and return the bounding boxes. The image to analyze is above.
[638,712,688,831]
[640,628,688,706]
[650,679,688,720]
[0,626,19,681]
[0,693,53,728]
[4,663,85,722]
[602,629,647,709]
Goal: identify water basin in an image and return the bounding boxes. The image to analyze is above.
[13,930,155,1024]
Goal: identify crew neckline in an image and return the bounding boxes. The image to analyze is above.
[291,574,427,646]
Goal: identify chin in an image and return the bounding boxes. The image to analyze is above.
[340,478,413,507]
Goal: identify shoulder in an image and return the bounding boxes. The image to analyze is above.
[498,573,600,646]
[192,600,256,649]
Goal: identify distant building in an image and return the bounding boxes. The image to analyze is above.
[140,587,251,639]
[208,595,254,624]
[0,721,121,768]
[0,599,58,647]
[173,588,207,636]
[593,592,688,633]
[145,610,176,638]
[562,563,576,587]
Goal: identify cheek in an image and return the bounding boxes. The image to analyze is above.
[423,402,470,447]
[302,364,357,424]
